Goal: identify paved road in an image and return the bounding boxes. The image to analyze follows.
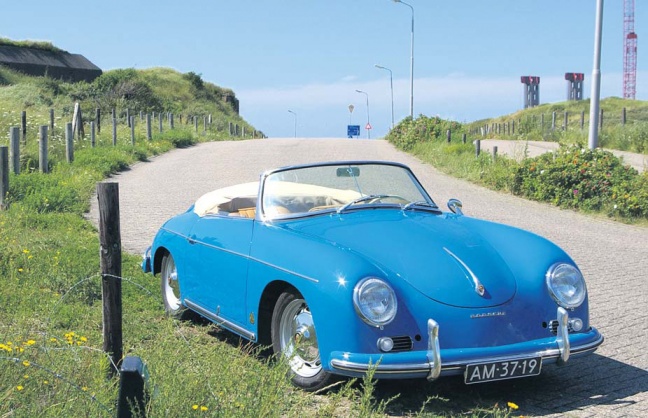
[88,138,647,417]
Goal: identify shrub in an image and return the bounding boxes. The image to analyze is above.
[511,145,643,214]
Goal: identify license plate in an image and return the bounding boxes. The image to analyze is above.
[464,357,542,384]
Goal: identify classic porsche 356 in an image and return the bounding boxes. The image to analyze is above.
[142,161,603,391]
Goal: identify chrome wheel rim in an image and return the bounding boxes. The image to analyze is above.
[162,256,181,311]
[279,299,322,378]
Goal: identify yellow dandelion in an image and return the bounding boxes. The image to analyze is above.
[80,336,88,342]
[192,405,199,410]
[16,385,24,391]
[200,406,208,412]
[22,360,30,367]
[50,338,57,343]
[82,386,88,392]
[43,380,49,385]
[26,340,36,346]
[23,375,29,379]
[18,268,23,272]
[28,255,33,259]
[17,347,24,353]
[22,249,30,254]
[508,402,519,410]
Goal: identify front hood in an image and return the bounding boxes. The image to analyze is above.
[284,210,518,308]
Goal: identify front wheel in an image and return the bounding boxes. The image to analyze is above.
[160,253,186,318]
[271,291,333,391]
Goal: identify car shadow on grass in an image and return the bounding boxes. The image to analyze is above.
[373,354,647,416]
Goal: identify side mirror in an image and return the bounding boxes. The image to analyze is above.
[447,199,464,216]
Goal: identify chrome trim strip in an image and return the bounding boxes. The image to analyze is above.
[185,299,256,341]
[443,247,486,296]
[556,307,570,365]
[427,319,441,380]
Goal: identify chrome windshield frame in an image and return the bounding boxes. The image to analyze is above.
[257,161,437,222]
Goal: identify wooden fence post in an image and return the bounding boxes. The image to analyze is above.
[551,112,556,130]
[194,117,198,133]
[97,182,123,377]
[462,133,467,144]
[146,114,152,140]
[9,127,20,175]
[475,139,481,157]
[564,111,568,131]
[169,113,174,129]
[446,129,451,143]
[130,117,135,145]
[112,118,117,146]
[126,109,131,127]
[0,146,8,210]
[203,116,207,133]
[492,146,498,160]
[49,109,55,131]
[91,121,96,148]
[600,109,604,128]
[21,111,27,144]
[581,111,585,130]
[39,126,48,173]
[622,107,627,125]
[159,115,163,133]
[96,108,101,134]
[65,122,74,163]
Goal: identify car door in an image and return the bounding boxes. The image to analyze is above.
[187,215,254,327]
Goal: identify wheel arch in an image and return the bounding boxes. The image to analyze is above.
[257,280,301,346]
[153,246,170,275]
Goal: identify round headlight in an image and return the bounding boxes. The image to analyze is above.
[353,277,397,327]
[546,263,587,309]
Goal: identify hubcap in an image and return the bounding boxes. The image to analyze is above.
[280,299,321,378]
[162,256,181,311]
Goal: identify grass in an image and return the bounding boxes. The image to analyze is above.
[467,97,648,153]
[387,103,648,223]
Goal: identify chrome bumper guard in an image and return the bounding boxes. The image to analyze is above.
[556,307,570,365]
[427,319,441,380]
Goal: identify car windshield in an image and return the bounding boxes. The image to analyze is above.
[261,162,435,219]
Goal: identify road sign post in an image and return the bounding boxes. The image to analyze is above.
[347,125,360,138]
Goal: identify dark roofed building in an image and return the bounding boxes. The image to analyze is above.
[0,45,102,82]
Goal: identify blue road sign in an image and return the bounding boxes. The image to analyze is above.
[347,125,360,138]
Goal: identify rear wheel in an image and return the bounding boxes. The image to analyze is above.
[160,253,186,318]
[271,291,333,391]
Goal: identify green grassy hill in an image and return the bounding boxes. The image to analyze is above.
[466,97,648,152]
[0,65,257,140]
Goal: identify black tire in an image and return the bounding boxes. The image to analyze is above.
[271,291,333,391]
[160,253,186,318]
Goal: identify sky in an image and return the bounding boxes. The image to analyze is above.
[1,1,646,138]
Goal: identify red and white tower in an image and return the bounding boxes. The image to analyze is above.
[623,0,638,99]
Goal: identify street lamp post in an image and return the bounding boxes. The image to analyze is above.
[393,0,414,119]
[355,90,370,139]
[287,110,297,138]
[375,64,395,130]
[588,0,604,150]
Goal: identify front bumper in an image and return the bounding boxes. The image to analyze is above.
[329,308,604,381]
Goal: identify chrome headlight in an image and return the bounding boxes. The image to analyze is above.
[353,277,397,327]
[546,263,587,309]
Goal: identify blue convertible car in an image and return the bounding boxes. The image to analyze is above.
[142,161,603,391]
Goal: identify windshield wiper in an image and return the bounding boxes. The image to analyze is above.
[337,194,389,214]
[402,201,439,212]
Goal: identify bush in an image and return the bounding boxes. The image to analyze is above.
[386,115,464,151]
[511,145,646,217]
